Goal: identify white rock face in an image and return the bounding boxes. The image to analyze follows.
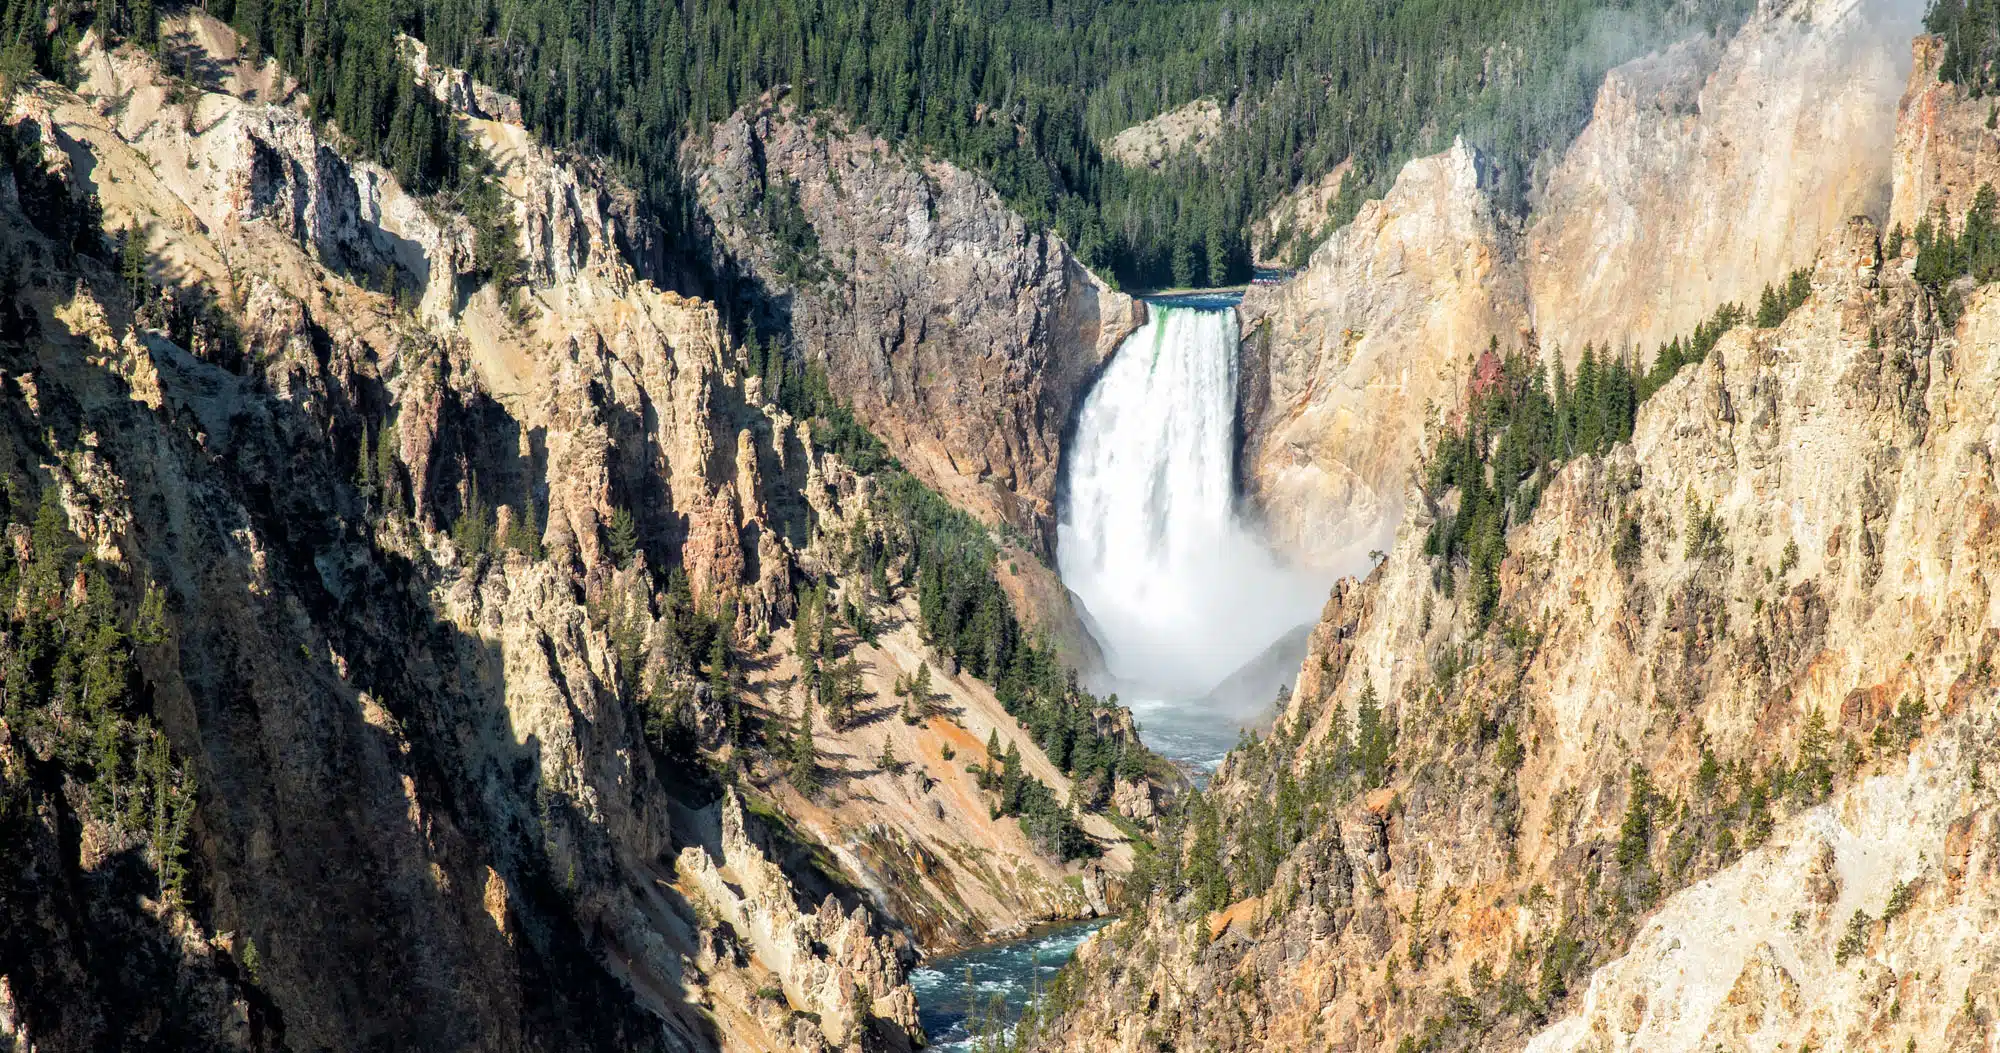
[1525,0,1921,361]
[1239,138,1526,566]
[677,790,920,1048]
[1242,0,1921,567]
[1528,721,2000,1051]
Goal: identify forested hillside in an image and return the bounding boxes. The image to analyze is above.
[2,0,1751,290]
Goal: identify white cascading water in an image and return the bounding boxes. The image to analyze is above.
[1058,303,1328,763]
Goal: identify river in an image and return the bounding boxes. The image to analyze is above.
[910,919,1112,1050]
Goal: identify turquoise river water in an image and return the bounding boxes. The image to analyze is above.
[910,919,1112,1050]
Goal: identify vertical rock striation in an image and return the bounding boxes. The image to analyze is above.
[1237,139,1527,565]
[1240,0,1919,567]
[1,21,1136,1053]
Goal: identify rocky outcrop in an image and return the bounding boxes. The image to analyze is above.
[685,104,1143,553]
[677,790,919,1050]
[1890,34,2000,233]
[1238,138,1527,565]
[1239,0,1919,567]
[1103,98,1227,169]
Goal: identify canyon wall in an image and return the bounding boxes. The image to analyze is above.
[1524,0,1919,359]
[1240,0,1919,567]
[1237,140,1526,565]
[685,105,1143,554]
[683,105,1140,667]
[1042,14,2000,1051]
[0,23,1139,1053]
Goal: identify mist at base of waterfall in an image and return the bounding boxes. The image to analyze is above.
[1057,302,1331,766]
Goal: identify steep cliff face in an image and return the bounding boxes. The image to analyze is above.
[1890,34,2000,233]
[1240,0,1918,566]
[0,22,1138,1053]
[1238,139,1527,564]
[685,105,1143,554]
[684,105,1145,670]
[1524,0,1919,359]
[1048,185,2000,1053]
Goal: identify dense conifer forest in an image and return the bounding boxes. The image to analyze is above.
[1928,0,2000,94]
[3,0,1753,289]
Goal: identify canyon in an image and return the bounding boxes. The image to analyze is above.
[6,0,2000,1050]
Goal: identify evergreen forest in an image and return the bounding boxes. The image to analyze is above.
[4,0,1754,290]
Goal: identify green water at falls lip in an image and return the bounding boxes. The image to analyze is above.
[910,919,1112,1051]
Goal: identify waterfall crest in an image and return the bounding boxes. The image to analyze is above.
[1057,304,1327,716]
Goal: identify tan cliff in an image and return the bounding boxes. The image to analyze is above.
[1890,33,2000,234]
[1240,0,1919,569]
[1237,138,1527,566]
[1048,194,2000,1053]
[1524,0,1917,359]
[1041,14,2000,1051]
[0,21,1136,1053]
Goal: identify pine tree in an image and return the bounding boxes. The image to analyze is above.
[1793,707,1833,804]
[606,507,638,568]
[764,338,785,406]
[1000,742,1023,810]
[355,427,377,500]
[375,422,400,514]
[1575,344,1605,454]
[1205,210,1232,287]
[1185,794,1230,913]
[453,473,493,556]
[240,937,263,984]
[1550,355,1572,456]
[815,594,835,662]
[902,662,933,724]
[1696,748,1721,803]
[1755,282,1784,328]
[706,623,733,741]
[790,693,819,790]
[1616,765,1653,874]
[510,496,545,558]
[1354,678,1393,787]
[826,657,863,729]
[120,224,148,301]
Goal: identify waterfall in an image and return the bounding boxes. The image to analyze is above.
[1057,302,1327,759]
